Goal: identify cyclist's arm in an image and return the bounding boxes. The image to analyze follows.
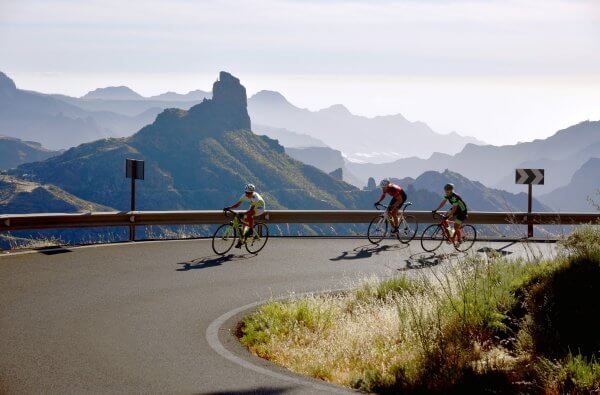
[434,199,446,211]
[375,191,386,204]
[227,200,242,210]
[447,204,458,218]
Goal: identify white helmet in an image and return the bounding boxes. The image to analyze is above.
[379,179,390,188]
[244,183,256,193]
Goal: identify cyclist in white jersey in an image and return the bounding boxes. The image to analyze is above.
[223,183,265,248]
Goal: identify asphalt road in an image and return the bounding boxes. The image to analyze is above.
[0,238,556,394]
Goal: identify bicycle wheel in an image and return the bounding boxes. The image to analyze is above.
[454,224,477,252]
[212,223,236,255]
[420,224,444,252]
[245,223,269,254]
[397,214,418,244]
[367,215,388,244]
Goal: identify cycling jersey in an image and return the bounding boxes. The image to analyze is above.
[444,192,467,214]
[379,183,404,201]
[236,192,265,211]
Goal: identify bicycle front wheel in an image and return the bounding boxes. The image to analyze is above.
[420,224,444,252]
[246,223,269,254]
[212,223,236,255]
[367,215,388,244]
[397,214,418,244]
[454,224,477,252]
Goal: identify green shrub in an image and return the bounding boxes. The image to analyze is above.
[520,253,600,360]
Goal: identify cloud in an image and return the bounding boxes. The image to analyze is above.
[1,0,599,74]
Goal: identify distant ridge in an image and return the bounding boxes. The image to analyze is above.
[82,86,144,100]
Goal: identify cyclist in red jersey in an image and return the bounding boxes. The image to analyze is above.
[374,179,407,234]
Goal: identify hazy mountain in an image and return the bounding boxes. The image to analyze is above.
[0,72,160,149]
[253,124,328,148]
[148,89,211,102]
[11,72,373,213]
[82,86,144,100]
[247,90,483,162]
[0,136,59,170]
[540,158,600,212]
[284,146,362,187]
[407,169,549,212]
[0,175,110,214]
[346,121,600,193]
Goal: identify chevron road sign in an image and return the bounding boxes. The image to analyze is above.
[515,168,544,185]
[515,168,545,238]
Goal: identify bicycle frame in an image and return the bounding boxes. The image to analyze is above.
[434,212,458,242]
[375,202,411,224]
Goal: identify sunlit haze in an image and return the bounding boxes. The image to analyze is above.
[2,0,599,145]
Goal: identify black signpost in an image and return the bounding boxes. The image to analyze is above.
[126,159,145,241]
[515,168,544,238]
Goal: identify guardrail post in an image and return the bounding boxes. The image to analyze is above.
[528,183,533,238]
[129,215,135,242]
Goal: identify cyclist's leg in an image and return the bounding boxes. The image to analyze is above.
[454,215,464,242]
[245,208,256,236]
[388,197,400,229]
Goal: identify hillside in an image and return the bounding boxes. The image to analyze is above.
[0,175,110,214]
[0,136,59,170]
[247,90,483,162]
[10,72,374,212]
[284,146,362,187]
[540,158,600,212]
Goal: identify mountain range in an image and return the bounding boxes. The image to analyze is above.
[0,72,160,150]
[346,121,600,203]
[9,72,373,213]
[247,90,484,162]
[0,70,482,163]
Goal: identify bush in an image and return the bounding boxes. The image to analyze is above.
[520,252,600,360]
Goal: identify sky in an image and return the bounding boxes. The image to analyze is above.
[1,0,599,145]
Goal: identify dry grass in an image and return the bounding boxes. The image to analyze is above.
[239,226,600,393]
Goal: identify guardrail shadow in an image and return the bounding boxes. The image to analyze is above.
[176,254,253,271]
[330,242,409,261]
[199,386,294,395]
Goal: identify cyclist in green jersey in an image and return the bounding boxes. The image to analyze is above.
[433,183,468,244]
[224,183,265,248]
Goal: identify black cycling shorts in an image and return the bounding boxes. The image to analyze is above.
[389,190,407,208]
[455,211,468,224]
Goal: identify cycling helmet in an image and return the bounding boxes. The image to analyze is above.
[244,183,256,193]
[444,183,454,191]
[379,179,390,188]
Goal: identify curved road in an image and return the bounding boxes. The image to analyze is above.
[0,238,555,394]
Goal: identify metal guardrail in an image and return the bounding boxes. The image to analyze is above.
[1,210,598,231]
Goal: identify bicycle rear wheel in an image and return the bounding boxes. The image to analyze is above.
[454,224,476,252]
[420,224,444,252]
[367,215,388,244]
[397,214,418,244]
[245,223,269,254]
[212,223,236,255]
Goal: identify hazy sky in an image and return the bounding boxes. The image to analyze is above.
[1,0,599,145]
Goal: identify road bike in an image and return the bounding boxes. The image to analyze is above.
[367,202,418,244]
[212,209,269,255]
[420,212,476,252]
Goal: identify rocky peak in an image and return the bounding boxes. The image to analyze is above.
[212,71,247,109]
[0,72,17,98]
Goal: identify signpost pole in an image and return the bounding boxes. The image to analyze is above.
[126,159,144,242]
[130,167,136,241]
[527,183,533,238]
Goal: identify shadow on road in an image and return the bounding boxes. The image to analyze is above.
[477,241,516,256]
[176,254,252,271]
[199,386,294,395]
[330,242,408,261]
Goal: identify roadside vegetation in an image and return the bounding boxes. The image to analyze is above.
[239,225,600,394]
